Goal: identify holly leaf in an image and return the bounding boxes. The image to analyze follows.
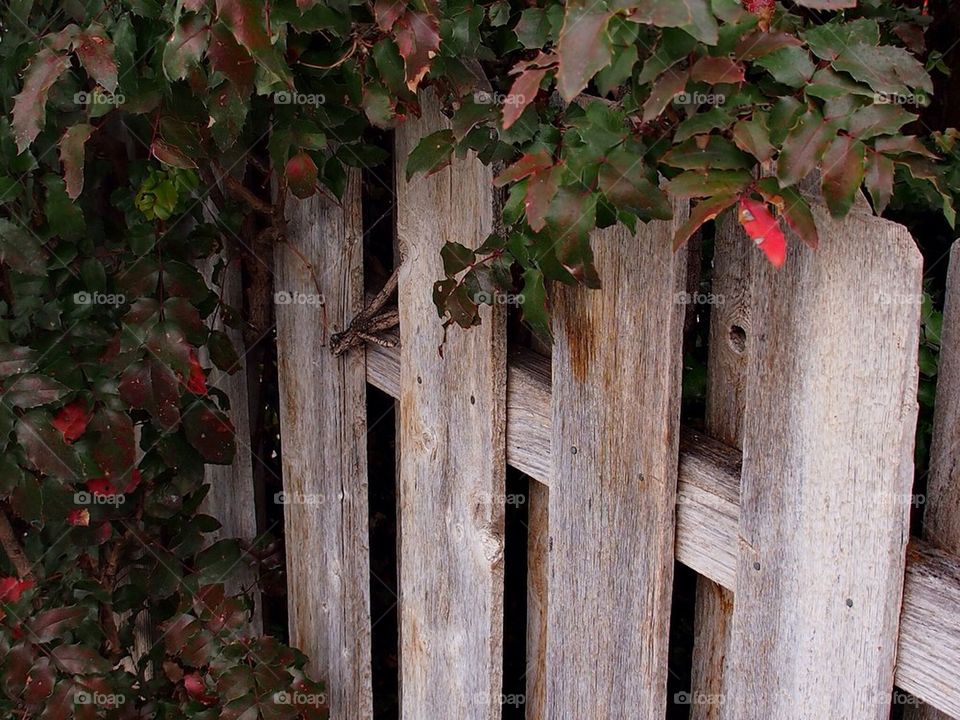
[865,151,894,215]
[503,64,548,130]
[3,374,68,409]
[754,46,815,87]
[151,139,198,169]
[215,0,293,88]
[286,152,318,199]
[733,117,775,162]
[119,358,181,430]
[164,14,211,82]
[395,11,441,92]
[794,0,857,8]
[11,49,71,152]
[690,56,744,84]
[51,644,111,675]
[59,124,95,200]
[665,170,752,198]
[556,8,612,101]
[0,218,47,276]
[821,135,866,219]
[642,69,688,123]
[183,404,236,465]
[777,110,835,188]
[15,411,84,480]
[847,105,915,141]
[74,25,118,93]
[662,137,753,171]
[405,129,456,180]
[673,194,738,250]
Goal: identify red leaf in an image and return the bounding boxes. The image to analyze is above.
[0,577,35,603]
[87,478,118,496]
[186,349,208,395]
[494,150,553,187]
[11,49,71,152]
[208,25,255,94]
[673,195,738,251]
[51,400,92,443]
[642,69,689,123]
[215,0,293,87]
[67,509,90,526]
[74,25,118,93]
[690,56,745,85]
[184,672,217,705]
[395,12,440,92]
[742,0,775,27]
[286,152,319,199]
[375,0,406,31]
[59,124,95,200]
[525,167,558,232]
[503,64,548,130]
[738,196,787,268]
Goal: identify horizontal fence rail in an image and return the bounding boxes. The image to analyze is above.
[365,337,960,718]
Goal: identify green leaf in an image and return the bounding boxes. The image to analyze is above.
[675,108,733,142]
[732,116,774,162]
[821,136,866,219]
[865,151,894,215]
[215,0,293,88]
[75,24,119,93]
[665,170,752,198]
[833,44,933,96]
[754,46,815,87]
[163,14,210,82]
[847,105,916,141]
[440,243,476,275]
[520,268,551,341]
[777,110,835,188]
[642,69,689,123]
[556,8,613,101]
[662,137,753,171]
[805,19,879,62]
[405,130,456,180]
[0,218,46,276]
[673,194,738,250]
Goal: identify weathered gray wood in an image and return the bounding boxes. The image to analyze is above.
[725,209,922,719]
[364,340,960,716]
[905,242,960,720]
[525,480,548,720]
[395,92,506,720]
[547,213,687,717]
[275,174,373,718]
[690,212,753,719]
[201,253,261,632]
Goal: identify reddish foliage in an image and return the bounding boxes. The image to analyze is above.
[67,509,90,526]
[186,350,208,395]
[0,577,35,603]
[738,196,787,268]
[51,400,92,442]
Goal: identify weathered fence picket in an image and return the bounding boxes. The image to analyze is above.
[394,93,507,719]
[547,213,687,717]
[725,207,922,718]
[275,175,373,718]
[690,212,754,719]
[905,242,960,720]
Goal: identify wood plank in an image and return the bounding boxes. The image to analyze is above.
[547,213,687,717]
[394,92,506,720]
[905,242,960,720]
[365,341,960,717]
[525,480,548,720]
[690,213,753,719]
[201,253,261,632]
[275,173,373,718]
[725,209,922,719]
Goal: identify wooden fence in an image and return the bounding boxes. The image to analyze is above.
[211,93,960,719]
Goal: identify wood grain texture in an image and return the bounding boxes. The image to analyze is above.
[525,480,548,720]
[726,208,923,719]
[394,92,507,720]
[201,253,261,632]
[690,213,753,720]
[904,242,960,720]
[547,212,688,718]
[275,173,373,718]
[365,341,960,717]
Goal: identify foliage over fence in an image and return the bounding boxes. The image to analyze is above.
[0,0,955,717]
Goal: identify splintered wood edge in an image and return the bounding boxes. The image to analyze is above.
[364,338,960,717]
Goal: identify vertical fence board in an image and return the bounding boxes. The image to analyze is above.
[395,93,507,720]
[525,480,548,719]
[547,212,688,717]
[905,242,960,720]
[726,208,922,718]
[201,254,262,632]
[275,174,373,718]
[690,214,753,718]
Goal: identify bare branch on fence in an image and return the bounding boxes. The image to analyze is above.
[330,267,400,357]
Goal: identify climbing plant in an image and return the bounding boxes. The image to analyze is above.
[0,0,953,717]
